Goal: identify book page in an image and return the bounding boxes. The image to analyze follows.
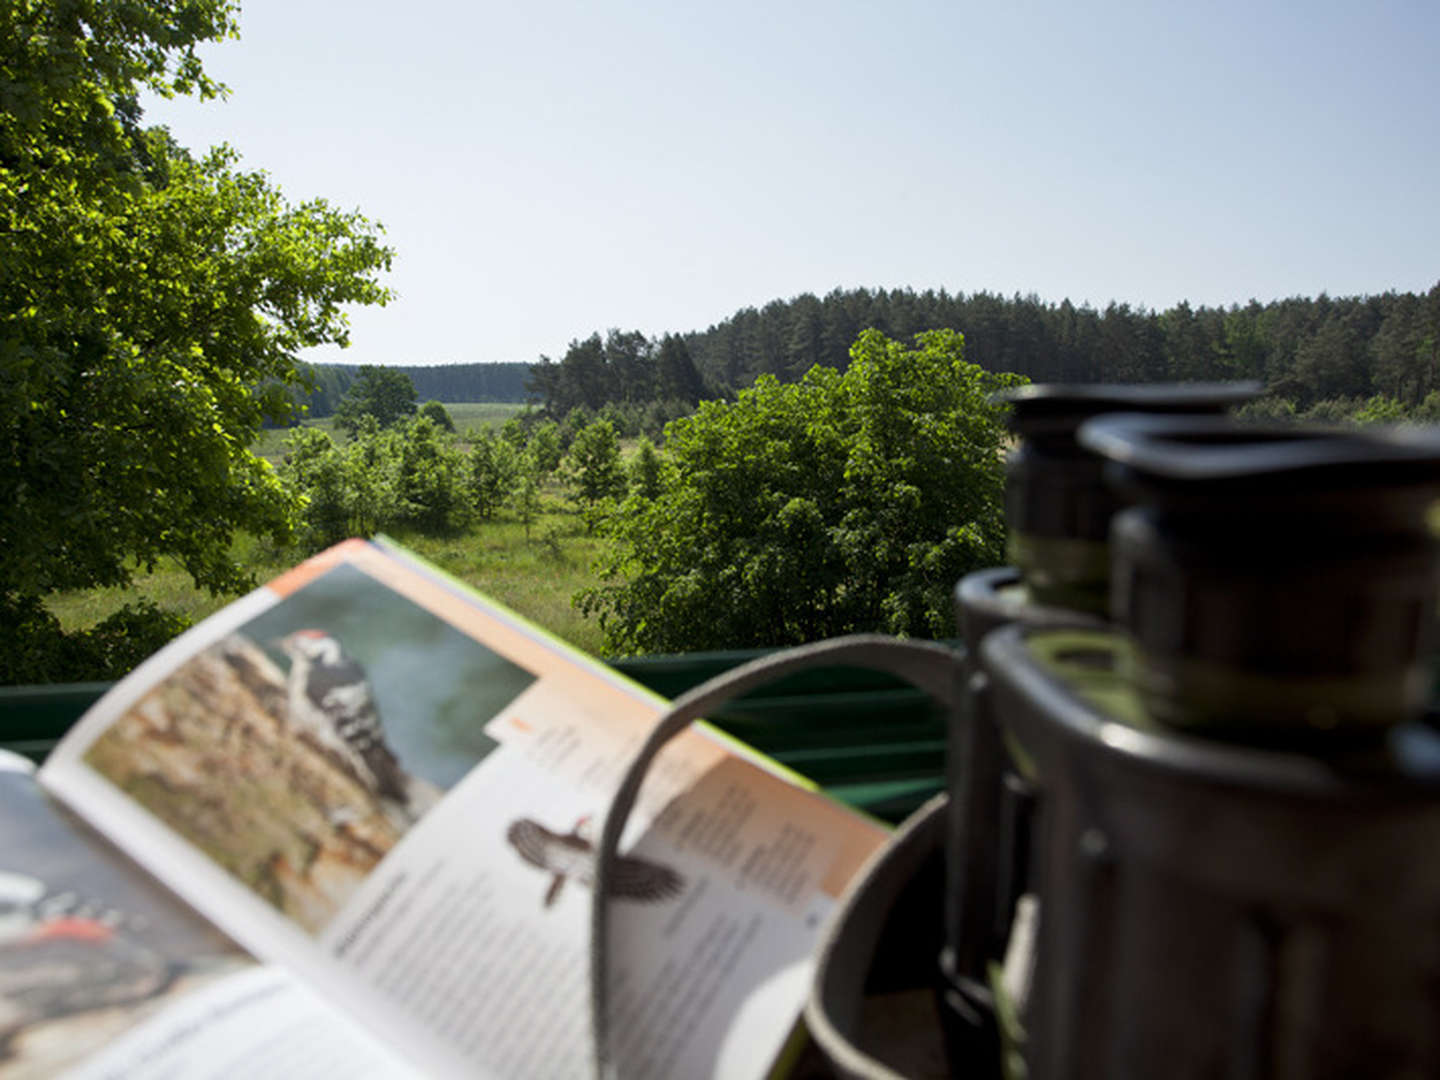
[39,539,888,1078]
[0,759,421,1079]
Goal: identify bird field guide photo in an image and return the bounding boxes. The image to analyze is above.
[0,762,250,1078]
[21,538,890,1078]
[78,554,540,935]
[506,815,685,910]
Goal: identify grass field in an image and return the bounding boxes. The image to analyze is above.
[45,409,615,660]
[45,533,296,634]
[390,507,610,654]
[445,401,528,434]
[251,402,528,467]
[46,496,611,656]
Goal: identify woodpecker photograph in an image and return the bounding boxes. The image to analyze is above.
[274,628,417,809]
[507,815,686,909]
[80,560,540,935]
[0,773,248,1076]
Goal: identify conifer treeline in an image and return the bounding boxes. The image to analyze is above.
[302,283,1440,418]
[526,331,709,415]
[679,285,1440,409]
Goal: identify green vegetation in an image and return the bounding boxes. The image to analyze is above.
[400,522,608,653]
[2,0,391,681]
[1236,390,1440,426]
[578,329,1024,653]
[45,535,292,634]
[565,418,627,526]
[528,330,710,427]
[420,400,456,432]
[629,437,663,500]
[446,401,528,433]
[5,0,1430,686]
[335,365,418,435]
[288,361,532,417]
[466,429,520,520]
[671,286,1440,414]
[47,506,611,658]
[34,285,1440,683]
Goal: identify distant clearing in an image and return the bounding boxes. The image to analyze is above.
[252,402,528,467]
[445,401,528,433]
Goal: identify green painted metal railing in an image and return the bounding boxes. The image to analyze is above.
[0,649,952,824]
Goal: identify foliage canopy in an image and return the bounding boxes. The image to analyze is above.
[280,415,469,551]
[579,329,1024,653]
[335,366,418,435]
[1,0,393,606]
[565,418,627,514]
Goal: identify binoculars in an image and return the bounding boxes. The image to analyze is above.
[820,382,1440,1079]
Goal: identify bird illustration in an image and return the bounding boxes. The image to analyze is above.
[0,871,173,1057]
[275,629,409,804]
[506,816,685,908]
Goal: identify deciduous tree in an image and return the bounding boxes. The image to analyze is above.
[419,399,455,432]
[566,418,627,520]
[629,437,664,500]
[578,330,1024,653]
[334,366,417,435]
[2,0,392,608]
[527,421,563,476]
[395,415,464,532]
[512,458,543,540]
[468,429,518,521]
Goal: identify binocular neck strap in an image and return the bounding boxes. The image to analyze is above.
[591,634,960,1080]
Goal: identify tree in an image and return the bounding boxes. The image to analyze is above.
[2,0,392,611]
[499,413,529,449]
[394,415,464,532]
[281,428,353,550]
[556,333,608,413]
[280,419,404,550]
[1353,394,1408,425]
[605,329,656,404]
[578,329,1024,653]
[1288,315,1369,406]
[629,437,664,500]
[565,418,627,523]
[419,399,455,432]
[335,366,417,435]
[512,458,543,540]
[527,420,563,476]
[559,404,593,449]
[655,334,706,404]
[468,430,518,521]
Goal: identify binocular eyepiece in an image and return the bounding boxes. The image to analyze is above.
[1002,382,1261,616]
[1085,413,1440,736]
[938,384,1440,1079]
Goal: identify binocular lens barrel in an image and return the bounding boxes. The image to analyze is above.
[1001,382,1260,615]
[1080,413,1440,736]
[943,393,1440,1080]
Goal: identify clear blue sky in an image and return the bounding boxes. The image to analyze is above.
[142,0,1440,368]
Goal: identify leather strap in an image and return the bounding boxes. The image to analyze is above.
[591,634,960,1078]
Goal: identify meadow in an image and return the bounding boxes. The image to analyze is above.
[249,402,527,464]
[45,403,615,659]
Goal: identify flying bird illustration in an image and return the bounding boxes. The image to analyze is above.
[0,871,173,1057]
[506,817,685,908]
[275,629,410,804]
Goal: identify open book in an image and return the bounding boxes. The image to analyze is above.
[1,538,889,1079]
